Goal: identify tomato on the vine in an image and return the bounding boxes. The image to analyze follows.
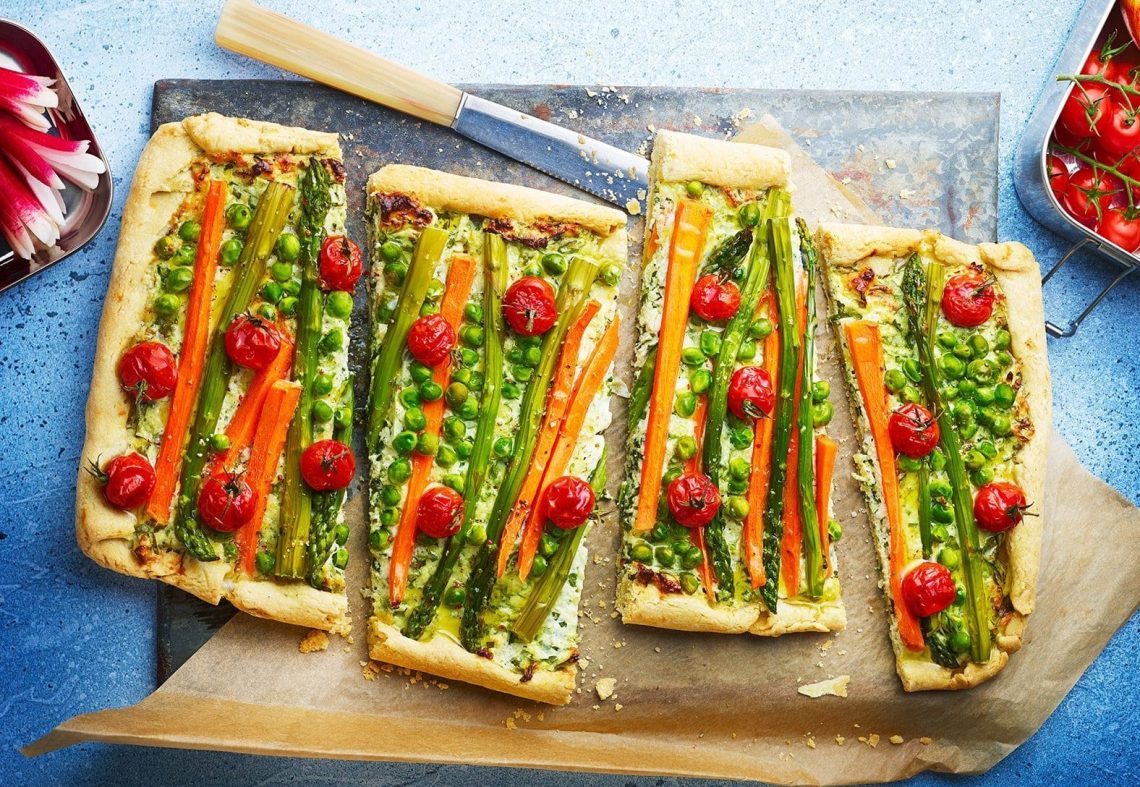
[974,482,1031,533]
[726,366,775,421]
[1058,84,1114,139]
[1062,166,1122,227]
[888,402,940,459]
[1047,154,1070,203]
[319,235,363,291]
[89,453,156,509]
[415,485,464,538]
[666,472,720,528]
[1098,209,1140,251]
[300,439,355,491]
[118,341,178,401]
[502,276,557,336]
[690,274,741,322]
[900,561,957,618]
[197,472,254,532]
[224,314,282,371]
[542,475,596,530]
[941,272,996,328]
[407,313,456,366]
[1099,103,1140,162]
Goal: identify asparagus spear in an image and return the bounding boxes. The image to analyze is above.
[701,190,790,595]
[174,181,295,561]
[460,253,600,651]
[900,255,991,663]
[307,377,354,588]
[626,346,657,429]
[277,159,332,578]
[794,221,824,599]
[402,232,506,640]
[511,447,606,642]
[916,257,940,559]
[701,229,753,279]
[759,215,801,612]
[367,226,449,454]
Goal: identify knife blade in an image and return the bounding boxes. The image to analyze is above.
[216,0,649,211]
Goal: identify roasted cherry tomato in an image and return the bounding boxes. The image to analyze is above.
[300,439,356,491]
[1058,83,1114,140]
[727,366,775,421]
[690,274,741,322]
[90,453,156,509]
[197,472,254,532]
[888,402,940,459]
[416,485,464,538]
[117,341,178,401]
[941,272,996,328]
[502,276,557,336]
[666,472,721,528]
[900,561,957,618]
[1062,165,1123,228]
[319,235,363,292]
[224,314,282,371]
[973,482,1030,533]
[542,475,596,530]
[406,313,457,366]
[1098,208,1140,252]
[1046,154,1070,202]
[1098,102,1140,163]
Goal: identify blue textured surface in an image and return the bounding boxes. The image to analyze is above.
[0,1,1135,785]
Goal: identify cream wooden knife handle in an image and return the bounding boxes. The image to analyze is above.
[216,0,463,127]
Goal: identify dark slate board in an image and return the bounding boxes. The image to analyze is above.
[152,79,999,682]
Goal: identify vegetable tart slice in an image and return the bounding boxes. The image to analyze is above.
[365,165,625,705]
[76,114,358,632]
[616,130,846,635]
[815,223,1050,690]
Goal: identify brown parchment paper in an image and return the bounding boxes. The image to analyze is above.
[28,118,1140,784]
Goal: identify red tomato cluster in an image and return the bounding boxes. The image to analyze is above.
[1051,32,1140,252]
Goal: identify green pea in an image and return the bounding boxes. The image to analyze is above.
[976,408,996,428]
[523,345,543,368]
[409,361,433,384]
[680,573,701,595]
[964,450,986,471]
[990,414,1012,436]
[630,543,653,563]
[501,381,521,400]
[154,293,181,318]
[726,496,749,520]
[901,385,922,404]
[505,346,524,365]
[953,343,974,360]
[256,304,276,322]
[217,238,242,267]
[269,261,292,284]
[950,629,971,654]
[957,379,977,398]
[530,554,548,577]
[930,449,947,472]
[729,425,754,449]
[385,262,408,286]
[970,467,994,487]
[958,421,979,440]
[466,523,487,546]
[404,408,427,431]
[940,354,966,379]
[178,220,201,243]
[974,441,996,461]
[443,417,466,443]
[648,524,669,544]
[272,232,299,262]
[165,265,194,293]
[420,302,439,317]
[457,398,479,420]
[173,243,197,267]
[389,459,412,483]
[938,547,961,570]
[493,437,513,458]
[930,479,953,498]
[737,339,757,362]
[319,328,345,354]
[283,279,301,296]
[727,477,748,495]
[459,347,479,367]
[526,533,556,561]
[541,252,567,276]
[444,586,466,608]
[380,240,402,262]
[399,388,421,409]
[326,290,353,319]
[328,547,347,570]
[467,372,484,392]
[512,364,533,383]
[335,406,352,431]
[455,439,473,460]
[994,350,1013,368]
[937,331,958,349]
[260,281,283,304]
[932,502,954,524]
[370,527,391,550]
[416,432,439,456]
[312,374,334,396]
[681,347,706,367]
[443,382,468,409]
[812,380,830,402]
[662,466,683,485]
[684,368,710,395]
[994,383,1016,409]
[700,330,721,357]
[522,262,543,278]
[813,401,834,427]
[738,201,760,227]
[310,400,332,423]
[974,386,995,406]
[654,545,676,566]
[686,180,705,198]
[255,550,275,575]
[600,262,623,287]
[673,436,697,461]
[828,519,843,541]
[425,277,446,302]
[450,368,472,388]
[967,359,995,384]
[678,545,701,570]
[446,474,468,494]
[226,203,252,230]
[380,484,402,507]
[943,384,960,401]
[154,235,179,260]
[392,430,417,455]
[750,318,773,339]
[674,391,697,417]
[994,329,1011,350]
[729,456,750,481]
[462,302,484,325]
[884,368,907,392]
[379,508,399,527]
[953,400,975,424]
[901,358,923,383]
[965,333,988,356]
[436,444,458,468]
[209,433,231,451]
[419,380,443,402]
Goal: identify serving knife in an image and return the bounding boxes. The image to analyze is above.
[215,0,649,211]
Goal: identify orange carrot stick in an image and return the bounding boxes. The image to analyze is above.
[815,435,838,575]
[498,301,600,577]
[148,180,226,523]
[214,334,294,472]
[844,320,924,651]
[633,200,711,532]
[388,255,476,605]
[237,380,302,573]
[779,283,808,597]
[516,315,621,580]
[744,293,779,588]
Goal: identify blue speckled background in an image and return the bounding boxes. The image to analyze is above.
[0,1,1135,785]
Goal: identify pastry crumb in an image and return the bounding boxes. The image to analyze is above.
[595,677,617,700]
[797,675,850,698]
[885,158,897,169]
[625,198,642,215]
[298,629,330,653]
[614,703,623,712]
[505,717,517,730]
[361,660,382,681]
[835,734,846,746]
[805,736,816,749]
[890,735,904,745]
[919,736,933,745]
